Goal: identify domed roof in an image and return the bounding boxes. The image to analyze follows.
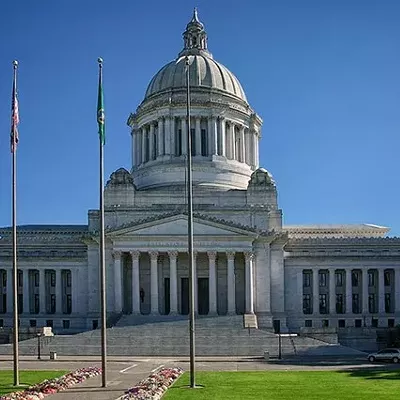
[144,9,247,102]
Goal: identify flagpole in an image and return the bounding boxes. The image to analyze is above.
[11,60,20,387]
[185,56,196,389]
[97,57,107,388]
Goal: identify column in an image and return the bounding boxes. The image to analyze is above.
[170,117,176,157]
[149,122,155,161]
[39,269,46,314]
[56,269,62,314]
[219,117,226,156]
[345,269,352,314]
[207,251,217,315]
[244,128,250,165]
[195,117,201,156]
[137,130,142,165]
[313,268,319,315]
[362,268,369,314]
[6,269,13,313]
[240,125,245,163]
[378,268,385,313]
[149,251,159,314]
[132,130,136,168]
[141,126,146,163]
[209,116,218,156]
[226,122,233,159]
[252,131,258,168]
[23,269,30,314]
[244,252,254,314]
[164,116,171,156]
[181,117,187,155]
[131,251,141,314]
[226,252,236,315]
[113,251,122,313]
[395,268,400,312]
[168,251,178,314]
[157,118,164,158]
[329,268,336,314]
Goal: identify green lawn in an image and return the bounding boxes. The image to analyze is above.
[163,370,400,400]
[0,370,68,395]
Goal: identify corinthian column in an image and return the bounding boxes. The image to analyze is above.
[157,118,164,158]
[149,123,155,161]
[168,251,178,314]
[149,251,159,314]
[209,116,218,156]
[141,126,147,163]
[113,251,122,313]
[207,251,217,315]
[164,116,171,157]
[226,251,236,315]
[240,125,245,163]
[219,117,226,157]
[131,251,141,314]
[244,252,254,314]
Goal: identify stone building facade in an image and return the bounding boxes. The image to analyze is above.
[0,10,399,334]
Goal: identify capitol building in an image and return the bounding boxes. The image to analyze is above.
[0,10,399,336]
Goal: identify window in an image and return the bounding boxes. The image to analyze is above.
[92,320,99,330]
[305,320,312,328]
[50,294,56,314]
[303,271,311,287]
[46,319,53,328]
[303,294,312,314]
[17,270,23,287]
[352,271,360,287]
[319,294,328,314]
[0,319,3,328]
[50,272,56,287]
[1,294,5,314]
[145,132,150,161]
[153,132,157,160]
[368,271,376,287]
[322,319,329,328]
[66,294,72,314]
[190,128,195,156]
[34,294,39,314]
[176,129,182,156]
[201,129,207,156]
[355,319,362,328]
[319,271,327,287]
[336,294,344,314]
[2,272,6,288]
[17,294,23,314]
[352,294,360,314]
[371,318,378,328]
[338,319,346,328]
[34,271,39,287]
[63,320,70,329]
[29,319,36,328]
[368,294,377,314]
[384,271,391,286]
[385,293,392,313]
[335,271,343,287]
[66,271,71,288]
[388,319,395,328]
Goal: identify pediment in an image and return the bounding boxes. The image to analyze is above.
[108,214,256,238]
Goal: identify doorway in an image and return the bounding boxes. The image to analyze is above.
[181,277,189,315]
[198,278,209,315]
[164,278,170,315]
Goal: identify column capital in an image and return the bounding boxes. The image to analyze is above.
[168,250,178,259]
[112,251,122,260]
[149,251,159,260]
[244,251,254,261]
[226,251,235,261]
[130,250,140,260]
[207,251,217,260]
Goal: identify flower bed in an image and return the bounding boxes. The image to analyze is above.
[0,367,102,400]
[120,367,183,400]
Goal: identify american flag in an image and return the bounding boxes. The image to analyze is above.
[10,75,19,153]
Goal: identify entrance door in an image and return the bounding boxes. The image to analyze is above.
[164,278,170,315]
[181,278,189,315]
[198,278,209,315]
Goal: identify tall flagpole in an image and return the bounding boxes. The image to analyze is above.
[11,60,20,387]
[185,56,196,388]
[97,57,107,387]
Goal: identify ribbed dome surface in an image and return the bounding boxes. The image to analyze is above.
[145,55,247,102]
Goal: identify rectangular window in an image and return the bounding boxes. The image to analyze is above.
[34,271,39,287]
[50,272,56,287]
[0,319,3,328]
[2,272,6,288]
[176,129,182,156]
[352,294,360,314]
[319,271,327,287]
[352,271,360,287]
[190,128,195,156]
[63,320,70,329]
[388,318,395,328]
[336,294,344,314]
[368,271,376,287]
[371,318,378,328]
[305,320,312,328]
[368,294,377,314]
[338,319,346,328]
[302,294,312,314]
[322,319,329,328]
[303,271,311,287]
[29,319,36,328]
[17,294,23,314]
[201,128,207,156]
[335,271,343,287]
[17,270,23,287]
[385,293,392,313]
[1,294,6,314]
[384,271,391,286]
[355,319,362,328]
[50,294,56,314]
[34,294,39,314]
[92,320,99,330]
[319,294,328,314]
[66,294,72,314]
[46,319,53,328]
[66,271,71,288]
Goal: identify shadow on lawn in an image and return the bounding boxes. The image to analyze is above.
[337,366,400,380]
[266,356,368,367]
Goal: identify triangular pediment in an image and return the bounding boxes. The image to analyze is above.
[108,214,257,238]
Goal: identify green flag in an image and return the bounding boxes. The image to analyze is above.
[97,59,105,145]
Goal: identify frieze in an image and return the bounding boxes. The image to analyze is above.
[0,249,86,259]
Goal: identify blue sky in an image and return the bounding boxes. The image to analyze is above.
[0,0,399,235]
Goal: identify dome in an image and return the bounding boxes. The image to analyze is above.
[145,55,247,102]
[144,8,247,102]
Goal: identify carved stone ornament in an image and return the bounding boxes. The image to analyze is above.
[130,250,141,260]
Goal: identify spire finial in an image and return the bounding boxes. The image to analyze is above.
[192,7,199,22]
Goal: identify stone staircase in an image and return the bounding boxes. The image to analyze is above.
[0,315,366,357]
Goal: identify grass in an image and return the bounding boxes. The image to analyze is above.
[0,370,68,395]
[163,370,400,400]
